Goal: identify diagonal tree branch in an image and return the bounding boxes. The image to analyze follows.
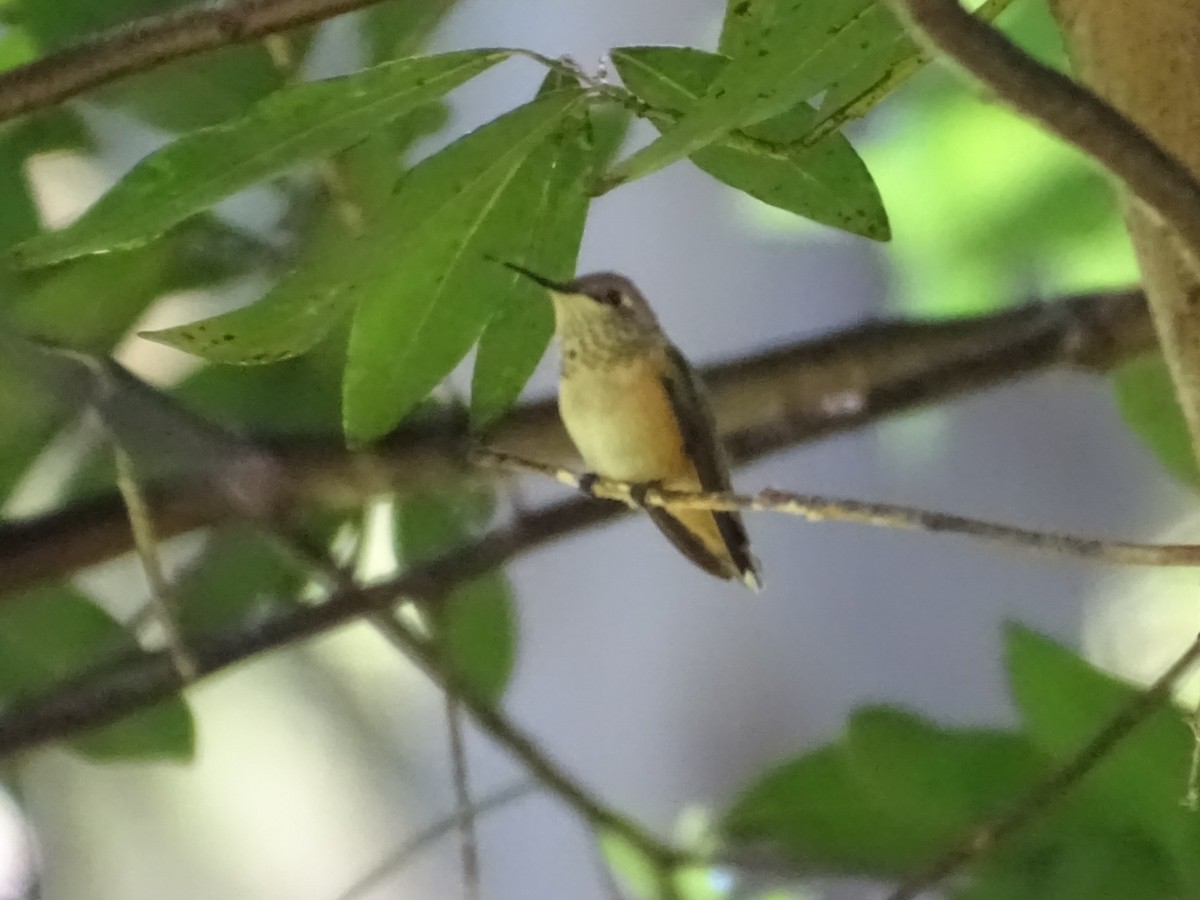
[0,0,393,125]
[0,288,1154,596]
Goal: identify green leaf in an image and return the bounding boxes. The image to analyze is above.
[1004,624,1200,883]
[1112,354,1198,488]
[604,0,894,189]
[140,126,421,366]
[13,50,510,268]
[611,46,888,239]
[0,586,195,760]
[718,0,777,58]
[951,833,1178,900]
[468,78,615,426]
[173,529,303,634]
[364,0,461,61]
[396,489,515,703]
[342,88,586,442]
[724,706,1052,877]
[845,706,1045,837]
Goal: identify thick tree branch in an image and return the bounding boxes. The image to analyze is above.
[0,0,392,124]
[0,288,1153,596]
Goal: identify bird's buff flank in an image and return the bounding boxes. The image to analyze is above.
[503,262,762,591]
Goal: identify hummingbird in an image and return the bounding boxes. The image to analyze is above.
[502,263,762,591]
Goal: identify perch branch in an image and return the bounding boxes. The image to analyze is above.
[478,449,1200,568]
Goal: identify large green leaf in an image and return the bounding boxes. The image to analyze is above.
[0,585,195,760]
[1112,354,1198,488]
[468,78,622,427]
[396,489,515,703]
[603,0,893,189]
[1004,624,1200,885]
[611,46,888,239]
[13,50,510,268]
[342,87,586,442]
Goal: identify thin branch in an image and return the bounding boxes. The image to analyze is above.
[445,700,481,900]
[0,0,393,125]
[888,0,1200,263]
[112,445,197,681]
[887,633,1200,900]
[478,449,1200,568]
[334,781,537,900]
[0,288,1154,596]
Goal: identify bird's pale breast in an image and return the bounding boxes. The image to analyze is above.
[558,355,694,484]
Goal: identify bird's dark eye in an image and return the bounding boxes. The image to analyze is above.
[602,289,622,306]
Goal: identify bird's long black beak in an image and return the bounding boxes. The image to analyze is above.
[490,257,572,292]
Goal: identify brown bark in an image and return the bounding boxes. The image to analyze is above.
[1050,1,1200,458]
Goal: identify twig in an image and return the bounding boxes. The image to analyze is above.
[334,781,536,900]
[0,0,393,125]
[888,0,1200,265]
[446,698,481,900]
[887,633,1200,900]
[112,445,198,681]
[477,449,1200,568]
[366,614,684,870]
[0,289,1155,596]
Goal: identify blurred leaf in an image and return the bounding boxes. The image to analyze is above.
[0,241,177,500]
[396,489,515,703]
[724,705,1052,877]
[605,0,893,188]
[598,831,668,900]
[364,0,461,61]
[951,833,1178,900]
[611,46,887,239]
[343,88,586,442]
[174,528,305,633]
[845,706,1044,834]
[1112,354,1198,488]
[718,0,776,58]
[1004,624,1200,883]
[469,75,614,426]
[0,585,195,761]
[14,50,510,268]
[724,744,926,875]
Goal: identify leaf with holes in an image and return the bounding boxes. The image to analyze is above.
[612,46,887,239]
[603,0,895,189]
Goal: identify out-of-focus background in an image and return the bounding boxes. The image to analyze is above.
[4,2,1199,899]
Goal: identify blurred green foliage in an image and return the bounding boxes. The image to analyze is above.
[0,2,1191,899]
